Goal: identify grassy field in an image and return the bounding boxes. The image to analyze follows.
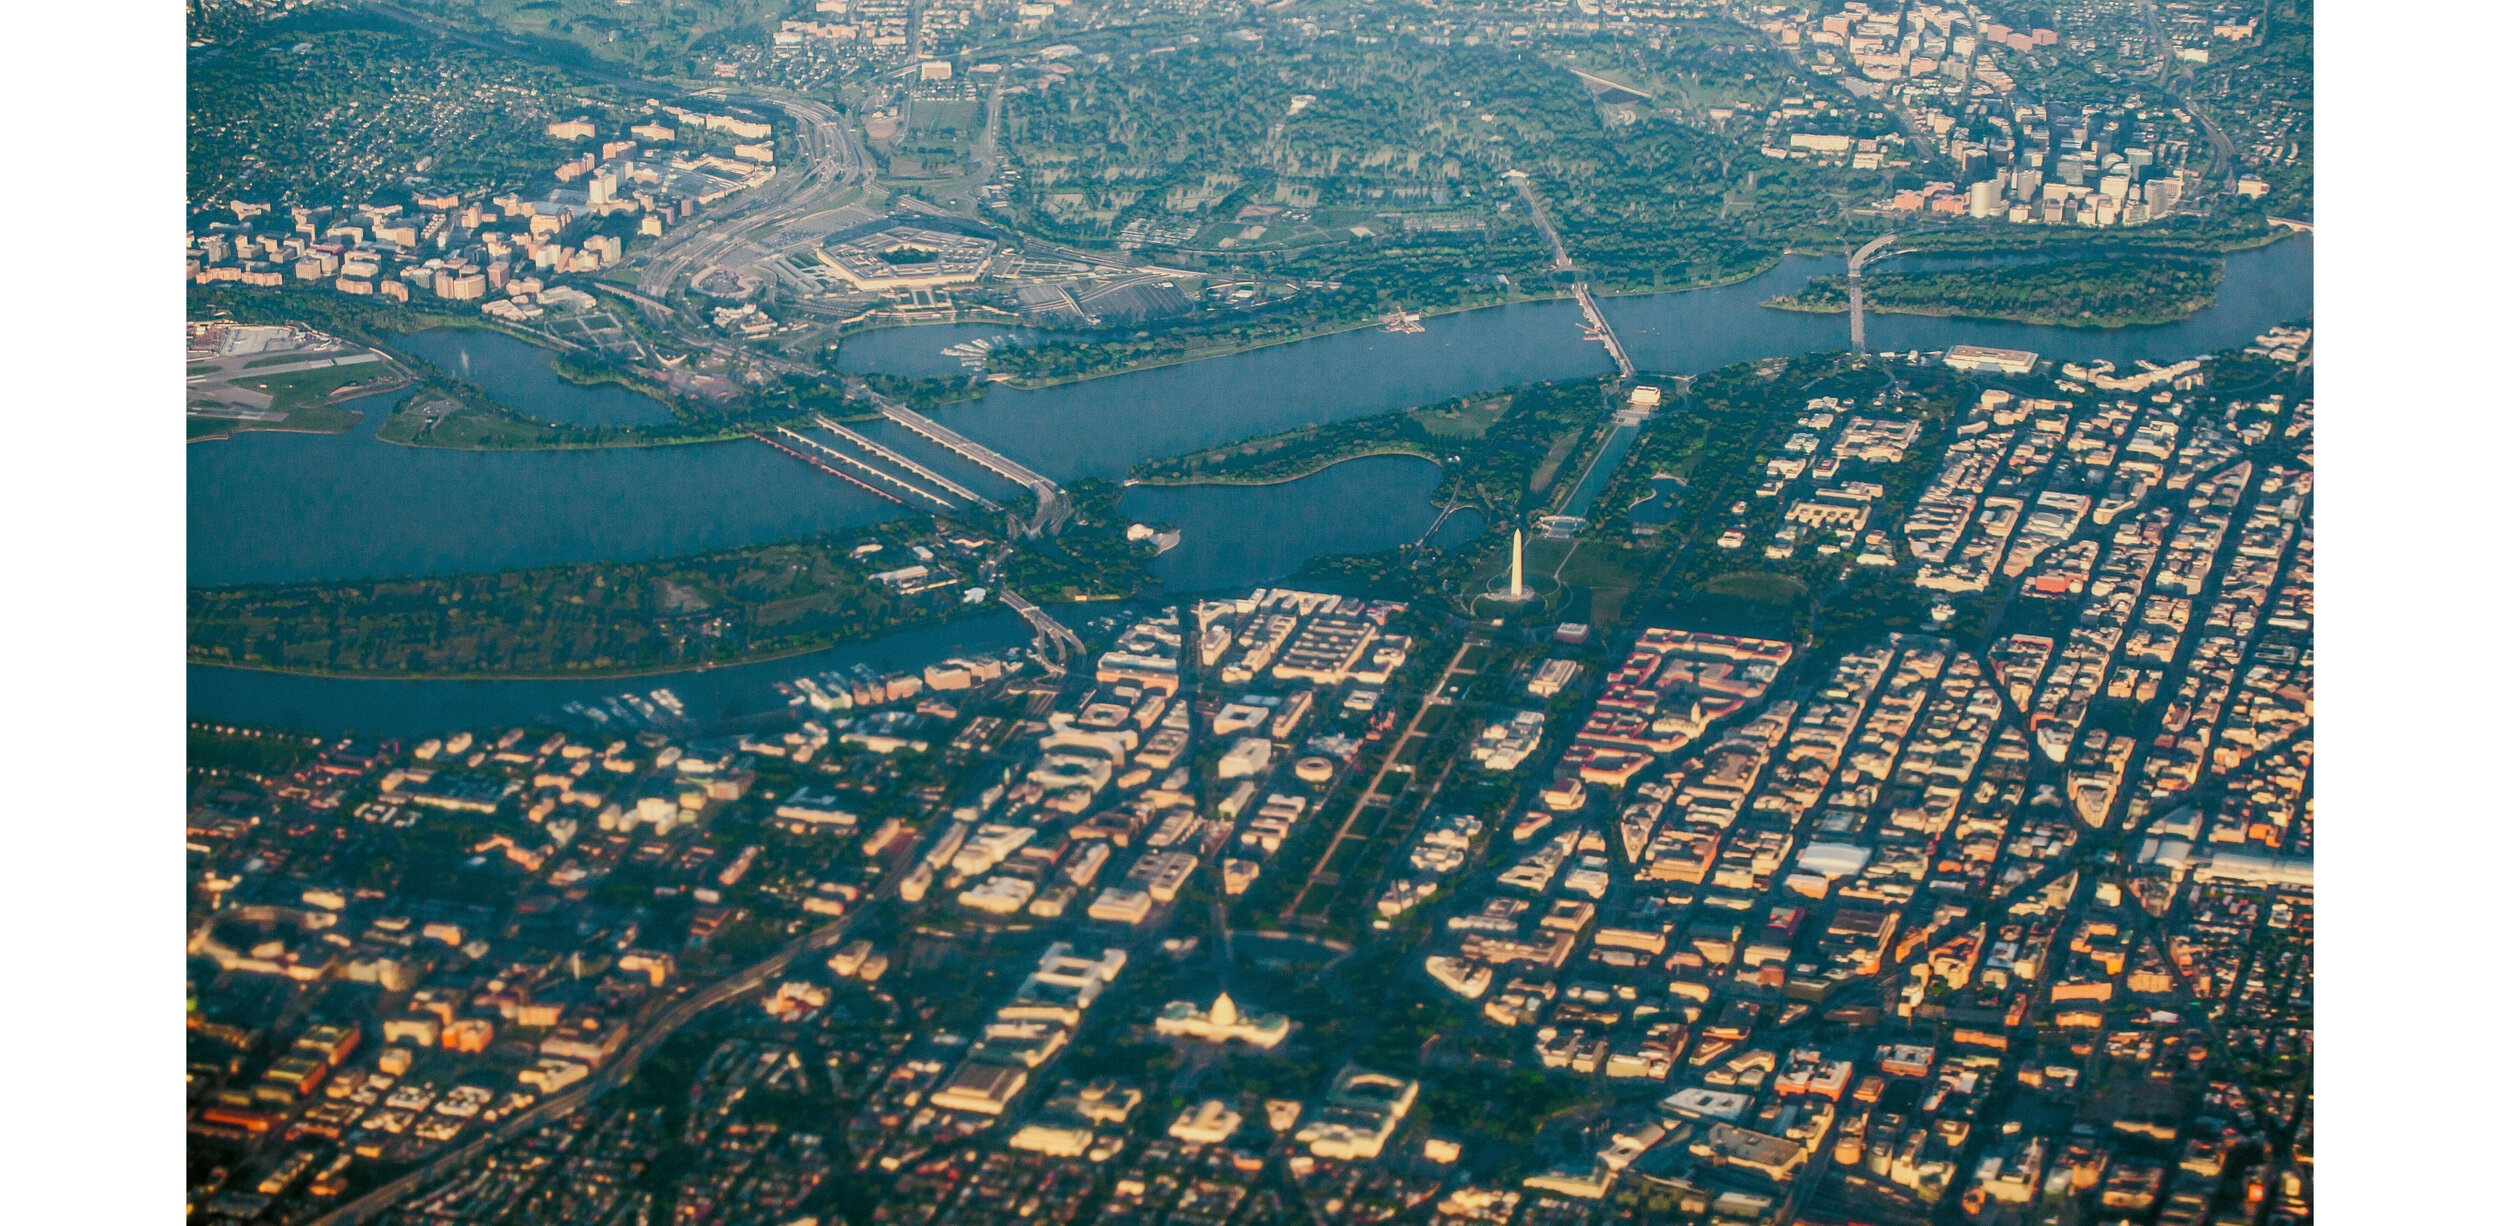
[1525,428,1587,497]
[187,727,316,779]
[1411,395,1512,439]
[1663,569,1815,641]
[187,521,1006,677]
[244,351,343,369]
[1555,540,1650,629]
[1699,570,1809,604]
[907,99,981,138]
[188,364,392,436]
[239,364,390,414]
[1133,390,1539,489]
[379,402,569,447]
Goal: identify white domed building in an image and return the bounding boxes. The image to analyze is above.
[1154,992,1290,1049]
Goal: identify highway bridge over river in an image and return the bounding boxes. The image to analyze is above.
[1509,173,1638,381]
[877,401,1069,536]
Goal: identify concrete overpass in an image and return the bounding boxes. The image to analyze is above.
[1847,233,1900,353]
[998,589,1083,675]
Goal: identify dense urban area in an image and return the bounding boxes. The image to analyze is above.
[188,327,2318,1226]
[186,0,2309,438]
[186,0,2315,1224]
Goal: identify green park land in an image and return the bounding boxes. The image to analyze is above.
[1766,255,2226,328]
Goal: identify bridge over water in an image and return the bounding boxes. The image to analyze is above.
[879,401,1069,536]
[1509,172,1637,380]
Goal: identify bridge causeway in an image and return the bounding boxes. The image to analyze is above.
[770,427,956,510]
[1512,173,1636,380]
[997,589,1083,676]
[880,402,1069,535]
[1847,233,1898,353]
[746,430,906,505]
[812,414,997,509]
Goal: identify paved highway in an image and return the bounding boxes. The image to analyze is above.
[636,93,866,303]
[355,0,870,367]
[2136,0,2239,198]
[308,902,877,1226]
[997,592,1070,676]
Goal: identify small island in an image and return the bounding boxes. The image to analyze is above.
[1764,255,2224,327]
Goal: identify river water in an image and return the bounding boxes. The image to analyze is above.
[858,237,2312,479]
[188,391,895,586]
[189,236,2309,731]
[1122,454,1487,592]
[392,328,680,427]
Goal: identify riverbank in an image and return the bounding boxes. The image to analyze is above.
[1126,444,1448,489]
[1764,253,2226,329]
[371,324,767,450]
[1761,295,2219,328]
[185,364,409,441]
[183,612,991,682]
[831,307,1034,343]
[187,522,994,679]
[187,606,1053,742]
[188,287,755,451]
[987,255,1791,391]
[980,225,2291,390]
[373,397,909,452]
[987,310,1484,391]
[1883,216,2292,258]
[547,350,688,403]
[374,415,764,451]
[188,409,368,444]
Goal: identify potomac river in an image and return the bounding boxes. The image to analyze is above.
[187,236,2309,734]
